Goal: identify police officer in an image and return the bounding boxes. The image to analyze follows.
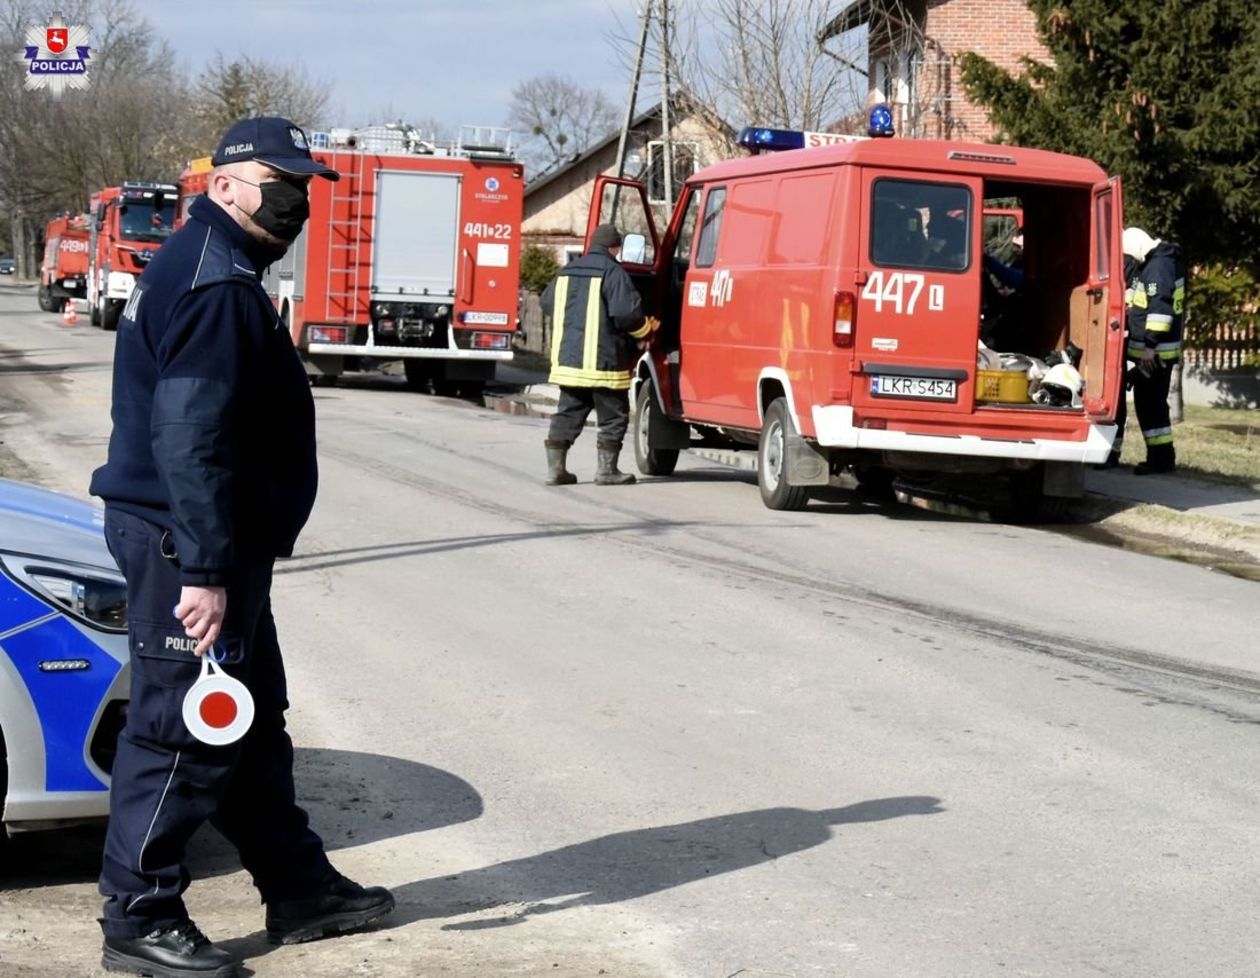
[1107,227,1185,473]
[541,224,657,486]
[89,117,393,978]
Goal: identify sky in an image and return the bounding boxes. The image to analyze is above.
[129,0,645,135]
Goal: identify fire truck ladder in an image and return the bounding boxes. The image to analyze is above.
[322,144,368,327]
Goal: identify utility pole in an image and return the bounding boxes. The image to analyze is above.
[659,0,674,207]
[614,3,653,180]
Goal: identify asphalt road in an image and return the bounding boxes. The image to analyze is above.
[1,283,1258,978]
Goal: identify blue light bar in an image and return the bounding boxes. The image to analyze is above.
[737,127,806,153]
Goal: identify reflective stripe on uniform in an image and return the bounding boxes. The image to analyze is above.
[549,364,633,389]
[1145,313,1174,333]
[582,277,602,373]
[1128,340,1182,360]
[550,276,570,365]
[1142,426,1174,446]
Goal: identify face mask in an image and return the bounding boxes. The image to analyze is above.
[231,174,309,241]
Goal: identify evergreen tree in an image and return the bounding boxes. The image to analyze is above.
[959,0,1260,267]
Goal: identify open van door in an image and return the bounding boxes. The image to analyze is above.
[586,176,662,311]
[1081,176,1126,419]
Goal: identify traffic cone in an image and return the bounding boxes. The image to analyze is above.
[62,299,77,325]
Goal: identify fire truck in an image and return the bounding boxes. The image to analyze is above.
[86,182,177,330]
[240,125,521,392]
[37,213,90,312]
[175,156,211,226]
[601,119,1126,520]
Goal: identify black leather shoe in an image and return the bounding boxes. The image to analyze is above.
[265,873,395,945]
[1134,460,1176,475]
[102,920,239,978]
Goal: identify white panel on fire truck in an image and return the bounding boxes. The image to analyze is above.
[373,170,460,298]
[476,242,509,268]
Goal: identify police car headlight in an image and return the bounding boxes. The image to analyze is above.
[22,566,128,632]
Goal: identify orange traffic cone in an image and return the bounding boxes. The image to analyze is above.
[62,299,77,325]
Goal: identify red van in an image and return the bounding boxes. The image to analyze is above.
[594,127,1126,518]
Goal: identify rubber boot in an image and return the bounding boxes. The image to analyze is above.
[544,440,577,486]
[594,441,636,485]
[1134,443,1176,475]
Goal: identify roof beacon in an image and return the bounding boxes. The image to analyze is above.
[736,127,806,154]
[867,103,895,138]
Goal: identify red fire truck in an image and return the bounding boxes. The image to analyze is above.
[243,125,523,392]
[602,123,1126,519]
[87,182,177,330]
[37,213,90,312]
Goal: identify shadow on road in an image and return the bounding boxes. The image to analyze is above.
[223,794,944,961]
[0,749,480,889]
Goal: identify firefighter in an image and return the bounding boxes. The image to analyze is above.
[1106,227,1185,473]
[541,223,657,485]
[89,117,393,978]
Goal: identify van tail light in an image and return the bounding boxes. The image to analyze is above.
[833,290,856,348]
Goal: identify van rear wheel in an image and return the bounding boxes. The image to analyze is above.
[758,397,810,511]
[634,382,679,476]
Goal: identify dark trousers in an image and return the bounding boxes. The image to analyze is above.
[1115,363,1175,463]
[548,386,630,446]
[99,508,333,938]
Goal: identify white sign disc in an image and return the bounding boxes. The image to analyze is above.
[182,656,254,746]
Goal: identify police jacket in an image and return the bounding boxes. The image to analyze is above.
[1126,241,1185,363]
[542,246,651,390]
[89,195,317,586]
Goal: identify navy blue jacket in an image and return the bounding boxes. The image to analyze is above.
[89,195,317,586]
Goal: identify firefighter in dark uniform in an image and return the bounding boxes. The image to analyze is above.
[541,224,657,486]
[89,117,393,978]
[1108,226,1185,474]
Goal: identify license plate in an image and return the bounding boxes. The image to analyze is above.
[870,375,957,401]
[463,311,509,326]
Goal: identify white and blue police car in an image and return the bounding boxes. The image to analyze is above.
[0,478,129,835]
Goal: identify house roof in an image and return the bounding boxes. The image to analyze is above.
[524,94,733,198]
[524,103,664,198]
[818,0,922,43]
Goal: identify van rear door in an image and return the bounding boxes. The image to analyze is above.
[851,171,983,417]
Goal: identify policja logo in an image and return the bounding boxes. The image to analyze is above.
[18,12,91,97]
[182,654,255,746]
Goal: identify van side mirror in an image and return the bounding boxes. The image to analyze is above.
[621,232,647,264]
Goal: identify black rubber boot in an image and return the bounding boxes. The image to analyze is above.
[545,440,577,486]
[102,920,239,978]
[1135,443,1176,475]
[595,441,636,485]
[265,873,395,945]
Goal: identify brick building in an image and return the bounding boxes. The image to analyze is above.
[820,0,1046,140]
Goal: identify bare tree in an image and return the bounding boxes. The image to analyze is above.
[507,74,619,179]
[192,54,331,149]
[644,0,867,134]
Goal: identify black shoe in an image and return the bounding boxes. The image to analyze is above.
[265,873,395,945]
[1134,460,1176,476]
[102,920,239,978]
[1094,453,1122,471]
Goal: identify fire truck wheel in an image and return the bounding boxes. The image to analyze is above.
[37,285,56,312]
[90,297,101,327]
[101,299,120,332]
[403,359,433,391]
[758,398,810,511]
[634,383,679,476]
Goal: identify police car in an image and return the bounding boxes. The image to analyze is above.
[0,478,129,835]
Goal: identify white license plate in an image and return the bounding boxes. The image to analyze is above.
[870,375,957,400]
[463,311,509,326]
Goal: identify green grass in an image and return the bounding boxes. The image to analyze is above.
[1120,401,1260,486]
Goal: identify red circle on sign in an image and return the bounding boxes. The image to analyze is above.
[199,691,238,729]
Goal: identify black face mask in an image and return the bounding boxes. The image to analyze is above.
[244,178,309,241]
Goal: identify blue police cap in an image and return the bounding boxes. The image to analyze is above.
[211,117,340,181]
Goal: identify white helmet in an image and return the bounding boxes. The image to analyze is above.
[1034,362,1083,408]
[1122,227,1160,263]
